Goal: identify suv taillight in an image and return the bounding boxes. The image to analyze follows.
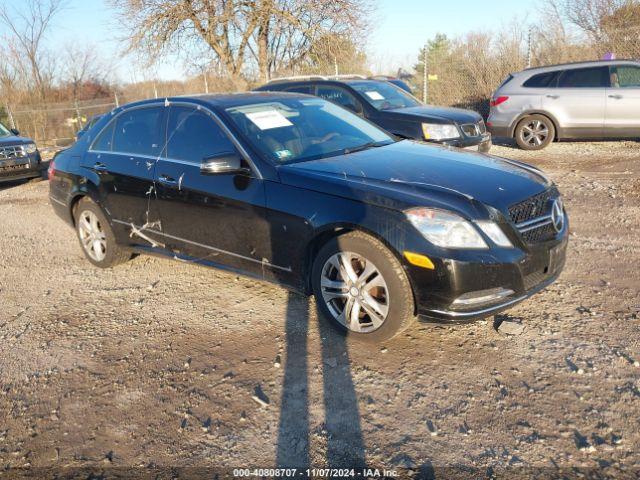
[490,96,509,107]
[47,158,56,180]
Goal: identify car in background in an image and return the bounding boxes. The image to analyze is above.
[0,122,42,183]
[255,77,492,152]
[49,93,567,342]
[369,75,414,94]
[76,114,104,140]
[487,59,640,150]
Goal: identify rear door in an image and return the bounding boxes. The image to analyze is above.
[83,104,165,243]
[542,67,608,138]
[605,64,640,137]
[153,104,272,275]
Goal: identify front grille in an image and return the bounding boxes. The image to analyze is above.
[509,188,556,224]
[0,145,27,160]
[509,188,559,244]
[460,120,486,137]
[0,163,30,175]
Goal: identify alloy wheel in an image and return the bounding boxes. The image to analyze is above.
[521,120,549,147]
[78,210,107,262]
[320,251,390,333]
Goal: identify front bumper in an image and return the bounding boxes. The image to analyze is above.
[438,132,492,152]
[0,151,42,183]
[407,232,568,322]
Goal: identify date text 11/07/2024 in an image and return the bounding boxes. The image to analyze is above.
[232,468,399,477]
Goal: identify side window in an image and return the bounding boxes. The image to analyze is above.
[316,85,362,113]
[284,85,313,94]
[92,121,115,151]
[112,107,164,156]
[166,106,236,162]
[557,67,609,88]
[611,66,640,88]
[523,71,559,88]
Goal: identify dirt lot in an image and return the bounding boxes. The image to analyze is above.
[1,140,639,479]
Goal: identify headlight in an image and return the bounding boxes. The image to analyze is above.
[476,221,513,247]
[406,208,487,249]
[22,143,37,154]
[422,123,460,141]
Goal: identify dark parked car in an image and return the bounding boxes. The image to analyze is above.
[76,114,104,140]
[255,78,492,152]
[0,122,42,183]
[369,76,414,94]
[49,93,567,342]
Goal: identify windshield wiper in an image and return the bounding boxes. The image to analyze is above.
[343,141,388,155]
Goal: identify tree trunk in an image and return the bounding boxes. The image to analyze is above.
[257,20,270,82]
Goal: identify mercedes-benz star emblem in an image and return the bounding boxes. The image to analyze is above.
[551,198,565,233]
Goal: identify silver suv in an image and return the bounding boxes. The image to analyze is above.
[487,60,640,150]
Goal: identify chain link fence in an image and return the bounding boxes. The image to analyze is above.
[2,28,638,145]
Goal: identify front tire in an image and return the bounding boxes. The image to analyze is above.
[515,114,555,150]
[74,197,131,268]
[311,231,416,343]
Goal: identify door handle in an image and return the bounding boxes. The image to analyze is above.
[608,94,623,99]
[158,174,177,186]
[546,95,559,99]
[93,162,107,172]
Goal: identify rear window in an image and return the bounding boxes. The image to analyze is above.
[498,74,514,89]
[557,67,609,88]
[523,71,560,88]
[284,85,313,94]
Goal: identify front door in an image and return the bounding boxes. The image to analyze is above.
[542,66,608,138]
[81,104,166,245]
[605,64,640,138]
[153,104,273,276]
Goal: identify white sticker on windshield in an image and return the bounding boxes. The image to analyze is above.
[246,110,293,130]
[365,91,385,101]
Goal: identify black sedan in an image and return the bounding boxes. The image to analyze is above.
[0,122,42,183]
[49,93,567,342]
[255,78,492,152]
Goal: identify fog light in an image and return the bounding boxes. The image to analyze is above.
[452,287,514,307]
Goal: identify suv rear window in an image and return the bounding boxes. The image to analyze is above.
[557,67,609,88]
[283,85,313,94]
[523,71,560,88]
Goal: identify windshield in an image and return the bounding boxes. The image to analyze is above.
[0,122,12,137]
[350,81,421,110]
[225,98,394,164]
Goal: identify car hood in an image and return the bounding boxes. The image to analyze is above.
[386,105,482,124]
[0,135,34,147]
[278,140,551,217]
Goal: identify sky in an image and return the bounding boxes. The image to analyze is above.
[2,0,538,82]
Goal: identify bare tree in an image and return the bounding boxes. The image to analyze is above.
[62,42,109,104]
[109,0,372,83]
[0,0,66,100]
[555,0,635,41]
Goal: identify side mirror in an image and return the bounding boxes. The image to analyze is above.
[76,130,86,139]
[201,151,248,175]
[10,128,19,136]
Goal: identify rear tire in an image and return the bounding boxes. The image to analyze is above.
[311,231,416,343]
[515,114,555,150]
[74,197,131,268]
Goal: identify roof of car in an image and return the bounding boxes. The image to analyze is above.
[115,91,312,111]
[519,59,640,75]
[258,78,391,89]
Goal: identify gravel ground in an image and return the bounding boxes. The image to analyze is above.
[0,140,639,479]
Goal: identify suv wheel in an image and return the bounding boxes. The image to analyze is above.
[75,197,131,268]
[311,231,416,343]
[515,114,555,150]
